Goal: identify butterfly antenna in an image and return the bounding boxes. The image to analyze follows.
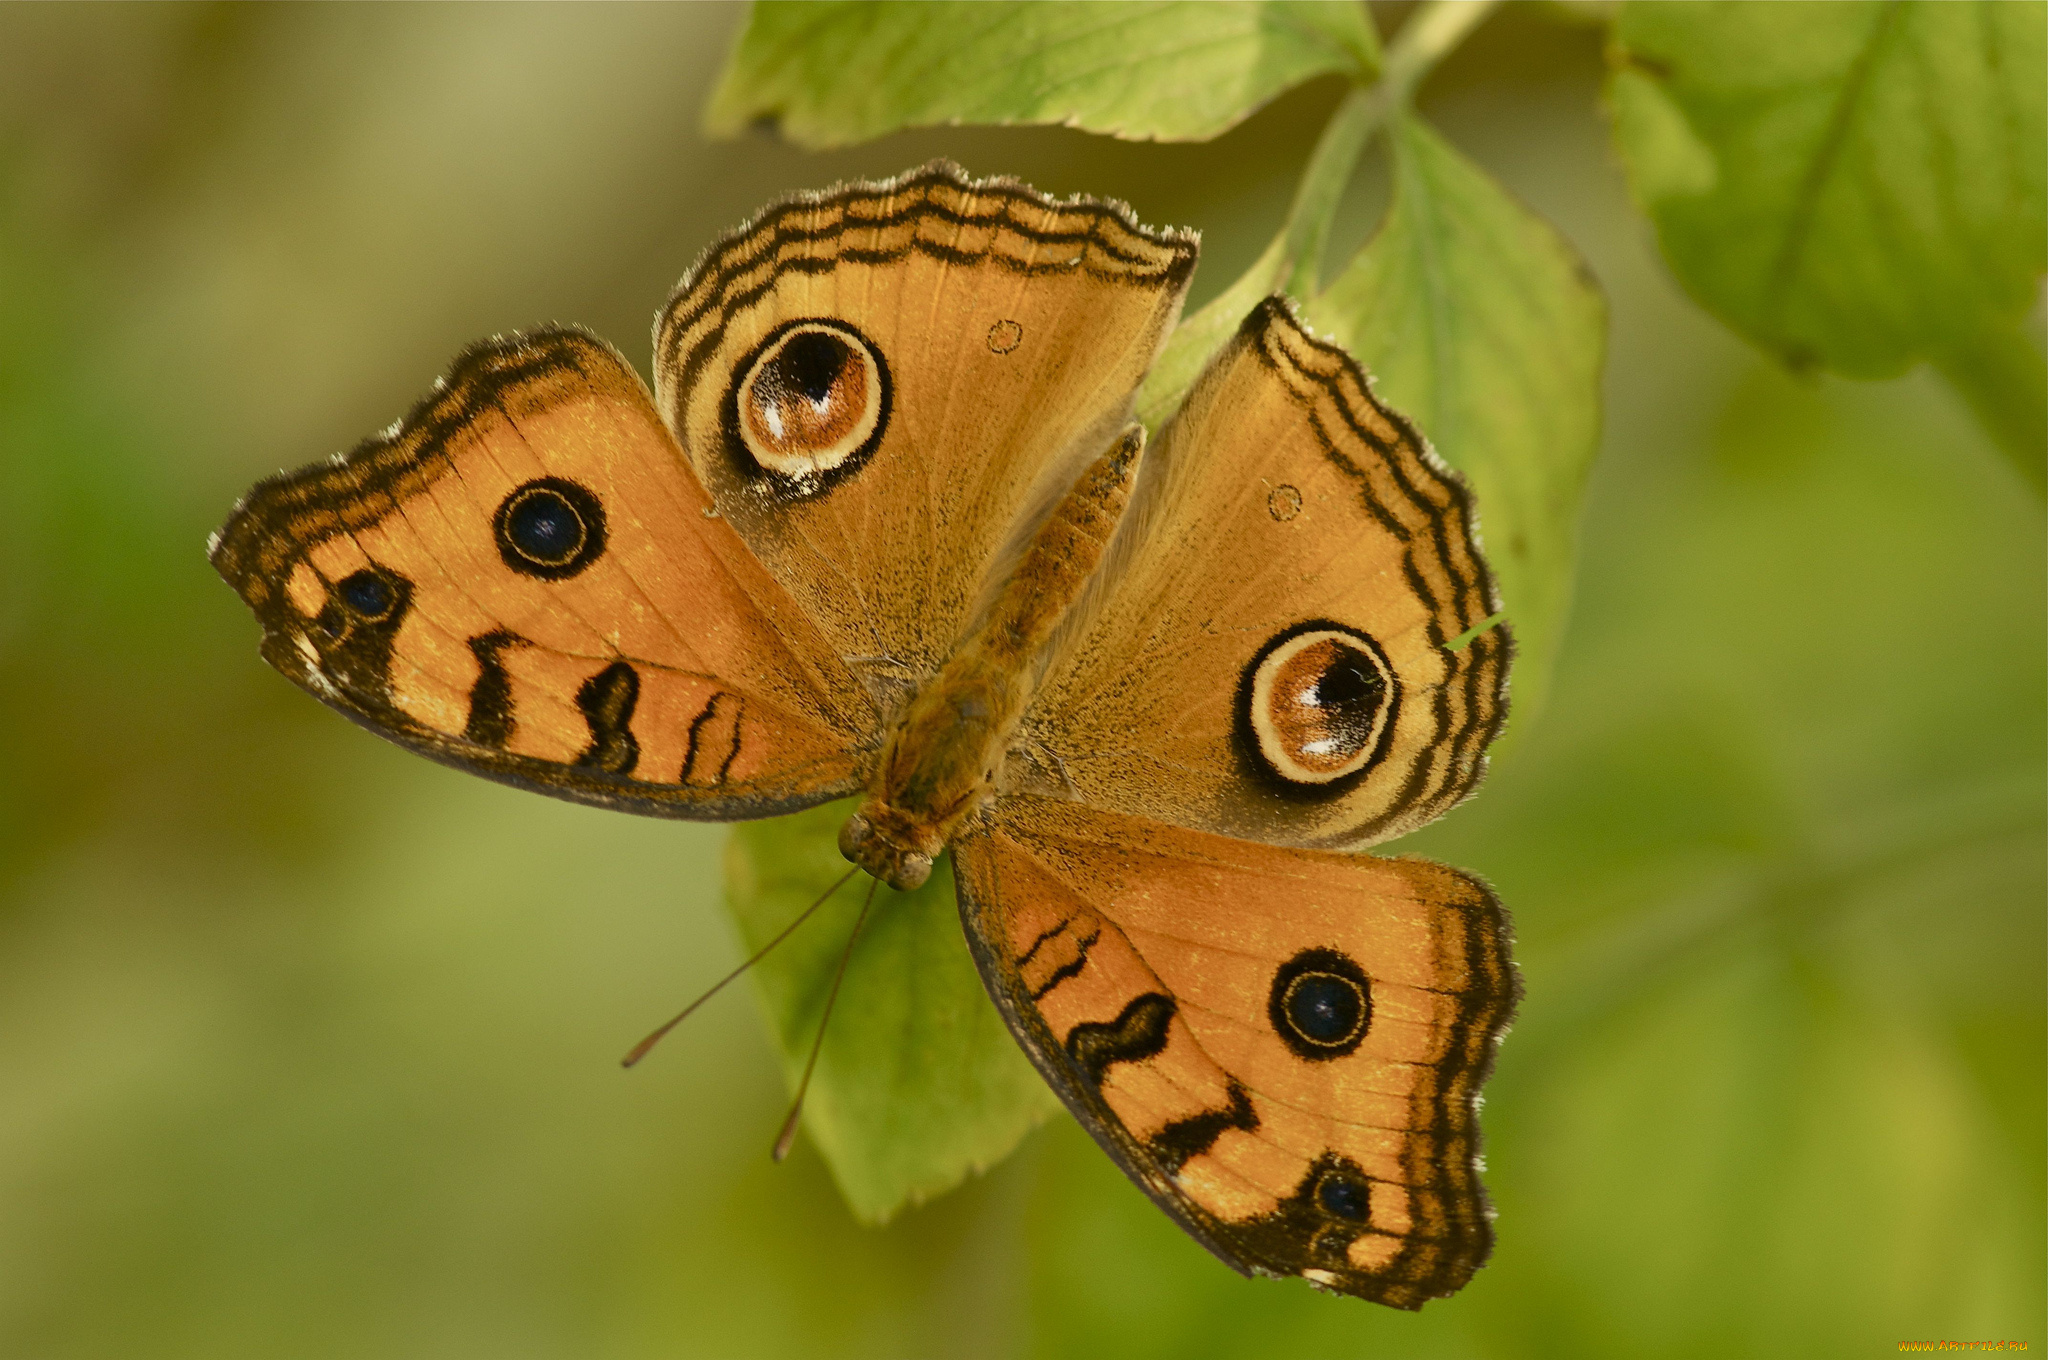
[772,873,880,1162]
[621,864,860,1069]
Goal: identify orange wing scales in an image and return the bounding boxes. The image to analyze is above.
[211,328,877,821]
[1024,298,1511,853]
[658,164,1194,411]
[655,162,1197,676]
[1253,309,1509,842]
[955,796,1517,1309]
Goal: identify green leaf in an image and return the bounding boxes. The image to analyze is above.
[1136,84,1382,431]
[1309,113,1606,736]
[1607,0,2047,482]
[724,799,1060,1223]
[706,1,1379,147]
[1931,315,2048,497]
[1136,2,1510,430]
[1136,231,1294,433]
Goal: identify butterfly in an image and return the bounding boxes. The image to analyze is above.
[210,162,1517,1309]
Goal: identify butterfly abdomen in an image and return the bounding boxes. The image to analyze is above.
[975,425,1143,655]
[841,428,1145,890]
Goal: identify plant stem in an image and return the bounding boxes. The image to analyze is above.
[1381,0,1503,104]
[1134,0,1502,425]
[1279,0,1503,300]
[1280,86,1380,301]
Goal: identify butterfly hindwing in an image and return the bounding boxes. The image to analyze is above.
[1023,297,1510,851]
[654,162,1197,681]
[211,328,877,818]
[953,795,1515,1309]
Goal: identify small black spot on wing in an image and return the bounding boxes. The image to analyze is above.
[1317,1170,1370,1221]
[494,478,607,580]
[1213,1152,1385,1290]
[338,570,397,619]
[311,567,413,701]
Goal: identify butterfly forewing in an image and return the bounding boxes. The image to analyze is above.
[211,328,877,818]
[654,163,1197,681]
[954,795,1516,1308]
[1024,297,1510,851]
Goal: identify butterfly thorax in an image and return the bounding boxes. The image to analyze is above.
[839,428,1143,891]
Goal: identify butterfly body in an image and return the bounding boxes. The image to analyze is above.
[213,163,1517,1309]
[845,427,1144,890]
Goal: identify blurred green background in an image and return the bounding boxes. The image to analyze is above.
[1,5,2040,1357]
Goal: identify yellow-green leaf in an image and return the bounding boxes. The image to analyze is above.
[1606,0,2046,487]
[707,1,1379,147]
[1310,113,1606,734]
[725,800,1059,1223]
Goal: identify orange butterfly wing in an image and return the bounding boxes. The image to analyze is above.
[654,163,1196,681]
[211,328,876,817]
[954,795,1516,1308]
[966,300,1518,1305]
[1023,298,1510,851]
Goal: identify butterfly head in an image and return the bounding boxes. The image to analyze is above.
[836,806,936,892]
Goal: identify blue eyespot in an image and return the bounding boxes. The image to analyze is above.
[509,491,581,562]
[1268,948,1373,1061]
[338,570,396,620]
[493,478,607,579]
[1317,1174,1370,1221]
[1287,973,1364,1045]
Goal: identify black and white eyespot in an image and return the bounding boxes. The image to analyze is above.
[1268,948,1372,1061]
[723,318,889,498]
[493,477,607,580]
[1235,620,1398,794]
